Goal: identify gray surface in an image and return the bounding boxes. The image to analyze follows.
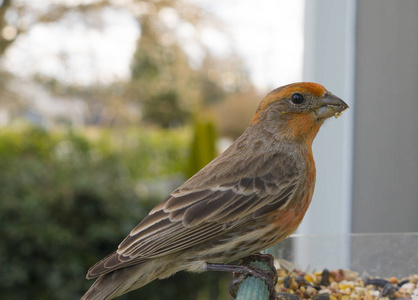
[352,1,418,232]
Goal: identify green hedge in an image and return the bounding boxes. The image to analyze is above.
[0,126,229,300]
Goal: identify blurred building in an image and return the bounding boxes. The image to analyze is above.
[7,78,86,129]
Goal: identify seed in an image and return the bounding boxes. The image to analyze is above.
[365,278,389,288]
[295,276,309,286]
[305,274,315,283]
[284,276,292,289]
[314,293,331,300]
[388,277,399,284]
[290,279,299,291]
[381,282,398,297]
[306,285,317,296]
[400,282,415,291]
[339,280,355,290]
[276,292,302,300]
[320,269,331,286]
[271,261,417,300]
[354,287,366,295]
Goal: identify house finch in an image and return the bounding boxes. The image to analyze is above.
[82,82,348,300]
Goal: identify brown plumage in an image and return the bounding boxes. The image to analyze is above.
[82,82,348,300]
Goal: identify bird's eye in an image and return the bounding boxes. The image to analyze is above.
[291,93,305,104]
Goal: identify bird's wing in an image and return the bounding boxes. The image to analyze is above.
[87,151,300,278]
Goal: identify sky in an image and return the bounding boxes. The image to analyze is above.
[2,7,139,85]
[201,0,305,90]
[2,0,305,91]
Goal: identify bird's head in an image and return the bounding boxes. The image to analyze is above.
[251,82,348,145]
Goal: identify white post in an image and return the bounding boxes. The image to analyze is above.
[295,0,356,269]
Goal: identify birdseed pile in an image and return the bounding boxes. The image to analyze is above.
[273,260,418,300]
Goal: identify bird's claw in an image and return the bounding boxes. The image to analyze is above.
[229,253,278,299]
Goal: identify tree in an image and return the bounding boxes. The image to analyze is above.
[128,14,254,127]
[0,0,214,63]
[0,0,108,57]
[129,17,201,127]
[0,0,233,127]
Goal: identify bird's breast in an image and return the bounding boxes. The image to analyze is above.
[271,150,316,238]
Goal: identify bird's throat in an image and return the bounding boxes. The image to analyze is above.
[279,112,323,147]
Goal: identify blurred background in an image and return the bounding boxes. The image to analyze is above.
[0,0,417,299]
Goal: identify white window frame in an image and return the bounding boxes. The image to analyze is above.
[295,0,357,268]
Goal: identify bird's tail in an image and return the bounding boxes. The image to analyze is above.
[81,259,166,300]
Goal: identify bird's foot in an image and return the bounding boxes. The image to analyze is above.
[229,253,278,299]
[206,253,278,299]
[241,253,277,274]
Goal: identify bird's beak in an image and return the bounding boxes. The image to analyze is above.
[315,92,349,119]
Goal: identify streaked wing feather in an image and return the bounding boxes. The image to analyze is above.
[91,152,300,277]
[182,189,238,226]
[252,184,296,218]
[136,222,226,257]
[164,189,213,211]
[118,172,297,257]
